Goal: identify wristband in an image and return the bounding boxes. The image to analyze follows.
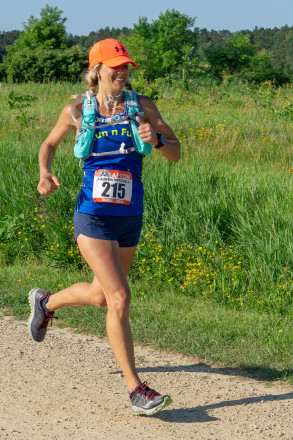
[153,133,166,149]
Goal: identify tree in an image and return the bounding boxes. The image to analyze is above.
[121,17,158,80]
[122,9,198,80]
[196,28,232,63]
[68,26,132,49]
[241,49,286,84]
[0,30,20,63]
[206,33,257,74]
[204,32,287,84]
[4,46,88,82]
[151,9,197,73]
[3,5,88,82]
[9,4,68,51]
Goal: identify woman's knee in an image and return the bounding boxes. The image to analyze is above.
[107,288,131,317]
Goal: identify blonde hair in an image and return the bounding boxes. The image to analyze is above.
[84,64,101,95]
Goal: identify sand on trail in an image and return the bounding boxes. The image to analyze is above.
[0,313,293,440]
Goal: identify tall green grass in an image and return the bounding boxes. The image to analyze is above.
[1,81,292,311]
[0,81,293,378]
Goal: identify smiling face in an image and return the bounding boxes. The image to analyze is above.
[99,63,129,94]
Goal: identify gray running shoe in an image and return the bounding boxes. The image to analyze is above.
[130,382,172,415]
[28,288,57,342]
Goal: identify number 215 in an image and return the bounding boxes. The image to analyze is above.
[101,182,126,199]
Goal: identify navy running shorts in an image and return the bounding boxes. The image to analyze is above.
[74,211,143,247]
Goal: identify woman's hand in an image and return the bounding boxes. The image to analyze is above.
[37,173,61,196]
[137,96,181,162]
[136,116,158,145]
[37,103,77,197]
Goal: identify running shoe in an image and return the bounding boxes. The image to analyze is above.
[130,381,172,415]
[28,288,57,342]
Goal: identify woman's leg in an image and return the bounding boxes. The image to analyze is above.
[46,244,136,311]
[28,233,172,413]
[50,235,141,393]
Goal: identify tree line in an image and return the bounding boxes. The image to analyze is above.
[1,5,292,85]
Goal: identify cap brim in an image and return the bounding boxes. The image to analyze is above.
[103,56,137,68]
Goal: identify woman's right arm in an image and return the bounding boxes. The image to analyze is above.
[37,103,78,196]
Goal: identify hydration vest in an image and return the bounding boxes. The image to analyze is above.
[73,90,152,160]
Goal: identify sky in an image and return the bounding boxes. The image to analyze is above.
[1,0,293,35]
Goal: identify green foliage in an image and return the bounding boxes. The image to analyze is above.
[0,214,23,240]
[0,63,6,81]
[0,30,20,63]
[7,90,37,124]
[123,9,198,80]
[277,101,293,117]
[1,82,293,378]
[3,5,87,83]
[241,50,287,84]
[196,28,232,61]
[1,8,293,85]
[8,5,68,51]
[68,26,132,49]
[123,18,157,80]
[256,80,276,107]
[207,33,257,74]
[198,25,293,79]
[0,82,292,317]
[130,68,161,100]
[151,9,197,73]
[4,46,88,83]
[2,9,293,85]
[266,26,293,74]
[204,33,288,85]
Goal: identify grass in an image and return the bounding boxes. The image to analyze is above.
[0,80,292,381]
[1,261,293,382]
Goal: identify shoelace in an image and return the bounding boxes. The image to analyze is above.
[135,382,160,400]
[38,313,58,330]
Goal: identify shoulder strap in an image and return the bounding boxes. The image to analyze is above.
[123,90,141,114]
[82,92,97,113]
[123,90,152,157]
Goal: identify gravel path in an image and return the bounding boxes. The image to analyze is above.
[1,313,293,440]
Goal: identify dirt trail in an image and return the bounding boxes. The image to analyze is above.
[0,313,293,440]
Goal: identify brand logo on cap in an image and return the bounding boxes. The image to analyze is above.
[115,46,126,53]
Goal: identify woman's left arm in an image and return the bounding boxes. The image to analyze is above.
[137,95,181,162]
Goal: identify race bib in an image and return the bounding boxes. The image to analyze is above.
[93,169,133,205]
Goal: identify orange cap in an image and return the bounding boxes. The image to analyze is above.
[89,38,137,70]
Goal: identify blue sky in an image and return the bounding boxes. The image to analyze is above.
[1,0,293,35]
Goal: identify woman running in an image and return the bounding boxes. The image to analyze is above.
[28,38,181,416]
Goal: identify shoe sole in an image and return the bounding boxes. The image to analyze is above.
[27,287,42,343]
[132,396,172,416]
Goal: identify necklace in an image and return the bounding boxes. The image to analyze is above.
[105,93,125,117]
[105,92,124,116]
[106,92,122,108]
[98,78,124,115]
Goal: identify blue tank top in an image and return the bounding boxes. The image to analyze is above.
[75,111,144,216]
